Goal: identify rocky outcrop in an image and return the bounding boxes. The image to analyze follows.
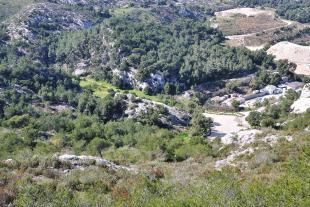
[56,154,132,171]
[291,83,310,113]
[49,0,88,5]
[6,3,93,42]
[113,68,166,93]
[124,94,190,129]
[215,130,294,170]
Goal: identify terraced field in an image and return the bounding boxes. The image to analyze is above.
[213,7,310,51]
[214,8,287,36]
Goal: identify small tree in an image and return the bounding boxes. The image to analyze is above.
[226,81,239,92]
[261,118,275,128]
[277,59,296,76]
[190,109,213,137]
[231,100,241,112]
[163,83,176,95]
[246,111,262,127]
[87,137,110,157]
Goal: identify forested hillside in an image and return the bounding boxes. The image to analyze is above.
[50,16,257,88]
[0,0,309,206]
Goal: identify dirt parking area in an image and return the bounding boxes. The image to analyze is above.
[203,112,250,138]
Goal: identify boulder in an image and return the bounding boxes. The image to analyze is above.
[262,85,282,95]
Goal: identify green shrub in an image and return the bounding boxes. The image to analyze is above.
[246,111,262,127]
[260,118,275,128]
[4,114,30,128]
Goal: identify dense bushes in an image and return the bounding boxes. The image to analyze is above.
[0,2,309,206]
[0,59,80,105]
[277,1,310,23]
[247,89,300,128]
[8,135,310,206]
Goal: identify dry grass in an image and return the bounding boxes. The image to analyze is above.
[214,8,287,36]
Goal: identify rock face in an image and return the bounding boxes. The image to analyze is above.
[112,68,166,93]
[57,154,132,171]
[215,130,294,170]
[291,83,310,113]
[262,85,282,95]
[49,0,88,5]
[124,94,190,129]
[7,3,92,42]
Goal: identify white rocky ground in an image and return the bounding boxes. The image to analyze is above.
[6,3,92,42]
[291,84,310,113]
[204,110,295,170]
[56,154,133,172]
[124,94,190,129]
[214,130,294,170]
[203,112,256,169]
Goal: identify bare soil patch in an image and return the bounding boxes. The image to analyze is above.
[203,112,249,138]
[215,8,275,18]
[267,41,310,76]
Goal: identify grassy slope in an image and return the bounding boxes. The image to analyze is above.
[80,78,165,103]
[111,7,157,23]
[0,0,35,22]
[5,116,309,206]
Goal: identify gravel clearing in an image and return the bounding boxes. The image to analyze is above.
[203,112,250,138]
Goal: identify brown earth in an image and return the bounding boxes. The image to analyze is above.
[214,8,287,36]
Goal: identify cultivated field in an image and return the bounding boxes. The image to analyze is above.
[215,7,310,50]
[229,23,310,49]
[213,8,287,36]
[267,41,310,76]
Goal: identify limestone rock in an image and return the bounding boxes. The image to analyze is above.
[7,3,92,42]
[57,154,132,171]
[291,83,310,113]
